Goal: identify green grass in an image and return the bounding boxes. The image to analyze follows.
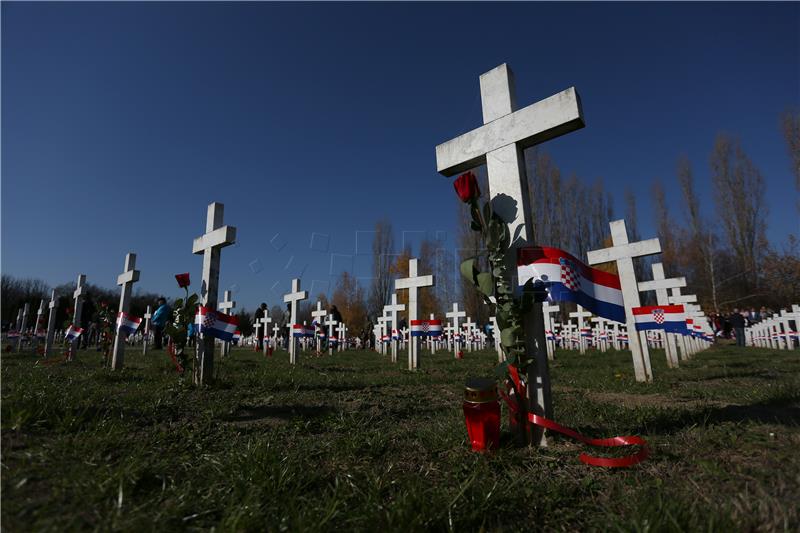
[2,343,799,532]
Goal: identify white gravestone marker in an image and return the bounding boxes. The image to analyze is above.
[446,302,466,359]
[68,275,86,361]
[324,313,338,355]
[218,291,236,357]
[142,305,152,356]
[436,65,584,436]
[384,295,405,363]
[637,262,686,367]
[569,305,592,355]
[16,303,30,352]
[395,259,436,370]
[283,278,308,364]
[192,202,236,384]
[259,310,273,356]
[542,303,560,360]
[336,321,346,352]
[44,290,58,358]
[311,301,328,353]
[33,299,45,350]
[111,253,141,370]
[587,219,661,383]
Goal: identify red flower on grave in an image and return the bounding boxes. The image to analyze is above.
[453,171,480,203]
[175,273,191,288]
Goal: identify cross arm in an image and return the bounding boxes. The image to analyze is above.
[395,275,434,290]
[638,276,686,293]
[193,226,237,254]
[117,270,141,285]
[586,238,661,265]
[435,87,584,176]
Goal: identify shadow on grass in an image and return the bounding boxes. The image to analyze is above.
[224,404,335,423]
[642,389,800,434]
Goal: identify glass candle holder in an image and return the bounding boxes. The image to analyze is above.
[463,378,501,452]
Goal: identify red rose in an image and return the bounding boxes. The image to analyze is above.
[175,273,191,288]
[453,171,480,203]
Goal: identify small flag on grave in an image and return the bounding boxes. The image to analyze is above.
[517,246,625,323]
[232,331,242,344]
[65,325,83,341]
[116,312,143,336]
[410,320,428,337]
[292,324,304,338]
[195,306,238,342]
[428,319,443,336]
[632,305,687,334]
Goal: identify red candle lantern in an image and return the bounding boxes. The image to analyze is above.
[463,378,501,452]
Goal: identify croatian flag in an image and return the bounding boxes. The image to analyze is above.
[329,336,338,345]
[195,306,238,342]
[65,325,83,342]
[428,319,443,337]
[7,330,19,339]
[392,328,402,340]
[517,246,625,323]
[232,331,242,344]
[546,330,556,341]
[632,305,688,334]
[116,312,143,336]
[580,327,592,338]
[292,324,305,337]
[318,330,327,339]
[381,334,390,343]
[410,320,428,337]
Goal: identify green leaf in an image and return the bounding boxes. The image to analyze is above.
[483,201,493,226]
[500,327,517,348]
[476,272,494,297]
[459,258,478,284]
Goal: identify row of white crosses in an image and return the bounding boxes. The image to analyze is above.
[747,306,799,349]
[394,258,434,370]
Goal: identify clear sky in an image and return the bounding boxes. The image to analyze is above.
[2,2,798,312]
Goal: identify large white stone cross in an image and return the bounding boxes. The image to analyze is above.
[68,274,87,361]
[445,302,466,359]
[638,262,686,367]
[142,305,152,356]
[311,301,328,353]
[218,291,236,357]
[16,302,30,352]
[436,64,584,435]
[45,290,58,358]
[384,293,405,363]
[324,313,338,355]
[587,219,661,383]
[283,278,308,364]
[395,258,433,370]
[569,305,592,355]
[192,202,236,384]
[112,253,141,370]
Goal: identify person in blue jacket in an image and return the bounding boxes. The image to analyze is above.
[151,297,171,350]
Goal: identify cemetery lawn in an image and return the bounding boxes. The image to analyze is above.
[2,346,799,532]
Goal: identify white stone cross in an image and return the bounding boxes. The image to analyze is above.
[569,305,592,355]
[15,308,22,332]
[67,274,87,361]
[638,262,686,367]
[463,318,476,352]
[217,291,236,357]
[542,303,560,360]
[590,316,609,353]
[384,293,405,363]
[489,316,503,361]
[142,305,152,356]
[192,202,236,384]
[44,290,58,358]
[34,299,45,342]
[283,278,308,364]
[259,309,273,356]
[436,64,585,437]
[336,321,346,352]
[311,301,328,353]
[324,312,338,355]
[376,316,387,355]
[587,219,661,383]
[112,253,141,370]
[16,302,30,352]
[445,302,467,359]
[395,258,434,370]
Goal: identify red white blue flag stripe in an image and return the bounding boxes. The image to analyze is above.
[65,325,83,341]
[195,306,238,342]
[632,305,687,334]
[517,246,625,323]
[116,312,142,336]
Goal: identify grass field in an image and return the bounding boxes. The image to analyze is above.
[2,343,798,532]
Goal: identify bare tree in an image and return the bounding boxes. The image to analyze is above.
[781,109,800,210]
[652,179,678,273]
[710,134,768,291]
[368,219,395,320]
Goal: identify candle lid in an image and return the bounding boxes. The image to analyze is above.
[464,377,498,403]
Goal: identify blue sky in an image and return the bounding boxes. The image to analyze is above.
[2,2,798,312]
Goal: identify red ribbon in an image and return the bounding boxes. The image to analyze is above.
[502,365,649,468]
